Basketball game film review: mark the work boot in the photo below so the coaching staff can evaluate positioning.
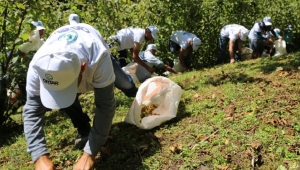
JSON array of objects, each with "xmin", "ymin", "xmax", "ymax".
[
  {"xmin": 75, "ymin": 123, "xmax": 91, "ymax": 149},
  {"xmin": 34, "ymin": 155, "xmax": 55, "ymax": 170}
]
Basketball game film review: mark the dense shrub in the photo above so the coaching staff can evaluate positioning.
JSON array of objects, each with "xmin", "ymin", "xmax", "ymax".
[{"xmin": 0, "ymin": 0, "xmax": 299, "ymax": 126}]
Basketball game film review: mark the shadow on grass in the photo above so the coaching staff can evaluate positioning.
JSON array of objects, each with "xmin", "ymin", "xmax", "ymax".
[
  {"xmin": 203, "ymin": 72, "xmax": 266, "ymax": 86},
  {"xmin": 237, "ymin": 54, "xmax": 300, "ymax": 74},
  {"xmin": 0, "ymin": 109, "xmax": 75, "ymax": 146},
  {"xmin": 256, "ymin": 56, "xmax": 300, "ymax": 74},
  {"xmin": 95, "ymin": 101, "xmax": 190, "ymax": 170},
  {"xmin": 0, "ymin": 121, "xmax": 23, "ymax": 148}
]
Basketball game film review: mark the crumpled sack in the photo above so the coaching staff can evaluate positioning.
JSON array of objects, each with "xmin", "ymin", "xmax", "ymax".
[
  {"xmin": 172, "ymin": 58, "xmax": 183, "ymax": 72},
  {"xmin": 122, "ymin": 62, "xmax": 140, "ymax": 84},
  {"xmin": 274, "ymin": 39, "xmax": 287, "ymax": 56},
  {"xmin": 241, "ymin": 47, "xmax": 253, "ymax": 60},
  {"xmin": 125, "ymin": 76, "xmax": 183, "ymax": 129}
]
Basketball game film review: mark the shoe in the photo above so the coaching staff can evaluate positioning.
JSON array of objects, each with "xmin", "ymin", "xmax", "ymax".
[
  {"xmin": 75, "ymin": 134, "xmax": 89, "ymax": 149},
  {"xmin": 74, "ymin": 123, "xmax": 91, "ymax": 149},
  {"xmin": 34, "ymin": 155, "xmax": 55, "ymax": 170},
  {"xmin": 73, "ymin": 152, "xmax": 95, "ymax": 170}
]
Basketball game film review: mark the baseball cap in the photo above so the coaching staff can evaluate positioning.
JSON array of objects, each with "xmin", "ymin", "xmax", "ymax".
[
  {"xmin": 147, "ymin": 26, "xmax": 159, "ymax": 40},
  {"xmin": 146, "ymin": 44, "xmax": 157, "ymax": 51},
  {"xmin": 33, "ymin": 51, "xmax": 81, "ymax": 109},
  {"xmin": 263, "ymin": 16, "xmax": 272, "ymax": 23},
  {"xmin": 274, "ymin": 28, "xmax": 280, "ymax": 34},
  {"xmin": 240, "ymin": 28, "xmax": 249, "ymax": 41},
  {"xmin": 264, "ymin": 21, "xmax": 272, "ymax": 26},
  {"xmin": 69, "ymin": 14, "xmax": 80, "ymax": 25},
  {"xmin": 32, "ymin": 21, "xmax": 45, "ymax": 31},
  {"xmin": 192, "ymin": 37, "xmax": 201, "ymax": 51}
]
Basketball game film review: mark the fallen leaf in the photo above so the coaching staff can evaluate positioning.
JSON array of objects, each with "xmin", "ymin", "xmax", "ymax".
[
  {"xmin": 251, "ymin": 142, "xmax": 262, "ymax": 151},
  {"xmin": 225, "ymin": 104, "xmax": 236, "ymax": 116},
  {"xmin": 224, "ymin": 139, "xmax": 230, "ymax": 145},
  {"xmin": 169, "ymin": 144, "xmax": 182, "ymax": 153},
  {"xmin": 217, "ymin": 165, "xmax": 229, "ymax": 170},
  {"xmin": 225, "ymin": 117, "xmax": 233, "ymax": 121},
  {"xmin": 65, "ymin": 160, "xmax": 72, "ymax": 166}
]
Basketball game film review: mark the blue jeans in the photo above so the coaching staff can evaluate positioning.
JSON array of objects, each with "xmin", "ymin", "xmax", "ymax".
[
  {"xmin": 111, "ymin": 56, "xmax": 138, "ymax": 97},
  {"xmin": 217, "ymin": 36, "xmax": 240, "ymax": 64},
  {"xmin": 249, "ymin": 38, "xmax": 264, "ymax": 58},
  {"xmin": 169, "ymin": 40, "xmax": 192, "ymax": 69}
]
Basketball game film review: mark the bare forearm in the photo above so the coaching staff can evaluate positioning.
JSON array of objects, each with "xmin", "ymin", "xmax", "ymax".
[
  {"xmin": 132, "ymin": 52, "xmax": 151, "ymax": 70},
  {"xmin": 164, "ymin": 64, "xmax": 177, "ymax": 74},
  {"xmin": 178, "ymin": 51, "xmax": 186, "ymax": 68}
]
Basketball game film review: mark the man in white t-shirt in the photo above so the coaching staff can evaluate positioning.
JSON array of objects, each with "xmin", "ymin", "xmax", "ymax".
[
  {"xmin": 69, "ymin": 13, "xmax": 80, "ymax": 25},
  {"xmin": 19, "ymin": 21, "xmax": 46, "ymax": 55},
  {"xmin": 23, "ymin": 23, "xmax": 115, "ymax": 170},
  {"xmin": 135, "ymin": 44, "xmax": 177, "ymax": 83},
  {"xmin": 169, "ymin": 31, "xmax": 201, "ymax": 72},
  {"xmin": 216, "ymin": 24, "xmax": 249, "ymax": 64},
  {"xmin": 248, "ymin": 19, "xmax": 272, "ymax": 59},
  {"xmin": 261, "ymin": 16, "xmax": 283, "ymax": 56},
  {"xmin": 108, "ymin": 26, "xmax": 159, "ymax": 72},
  {"xmin": 61, "ymin": 15, "xmax": 138, "ymax": 151},
  {"xmin": 7, "ymin": 21, "xmax": 46, "ymax": 104}
]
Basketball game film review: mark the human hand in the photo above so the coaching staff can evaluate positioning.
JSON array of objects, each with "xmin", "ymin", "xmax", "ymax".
[
  {"xmin": 35, "ymin": 155, "xmax": 55, "ymax": 170},
  {"xmin": 230, "ymin": 59, "xmax": 235, "ymax": 64},
  {"xmin": 73, "ymin": 152, "xmax": 95, "ymax": 170},
  {"xmin": 7, "ymin": 89, "xmax": 21, "ymax": 104}
]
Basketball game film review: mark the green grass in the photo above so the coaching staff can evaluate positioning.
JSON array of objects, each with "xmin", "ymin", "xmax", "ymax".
[{"xmin": 1, "ymin": 53, "xmax": 300, "ymax": 169}]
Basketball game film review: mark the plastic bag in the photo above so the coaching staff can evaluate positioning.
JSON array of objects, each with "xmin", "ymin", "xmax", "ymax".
[
  {"xmin": 241, "ymin": 47, "xmax": 253, "ymax": 60},
  {"xmin": 274, "ymin": 39, "xmax": 287, "ymax": 56},
  {"xmin": 122, "ymin": 62, "xmax": 140, "ymax": 84},
  {"xmin": 172, "ymin": 58, "xmax": 183, "ymax": 72},
  {"xmin": 125, "ymin": 76, "xmax": 183, "ymax": 129}
]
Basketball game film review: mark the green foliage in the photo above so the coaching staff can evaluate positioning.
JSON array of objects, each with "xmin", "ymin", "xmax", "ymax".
[{"xmin": 1, "ymin": 0, "xmax": 300, "ymax": 127}]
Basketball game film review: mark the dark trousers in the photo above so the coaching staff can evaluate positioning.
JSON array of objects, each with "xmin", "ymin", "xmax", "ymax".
[
  {"xmin": 169, "ymin": 40, "xmax": 192, "ymax": 68},
  {"xmin": 62, "ymin": 94, "xmax": 91, "ymax": 136},
  {"xmin": 217, "ymin": 36, "xmax": 240, "ymax": 64},
  {"xmin": 64, "ymin": 56, "xmax": 138, "ymax": 136},
  {"xmin": 118, "ymin": 49, "xmax": 128, "ymax": 68}
]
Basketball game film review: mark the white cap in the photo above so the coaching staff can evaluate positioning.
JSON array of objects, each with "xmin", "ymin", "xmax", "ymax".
[
  {"xmin": 33, "ymin": 50, "xmax": 81, "ymax": 109},
  {"xmin": 146, "ymin": 44, "xmax": 157, "ymax": 51},
  {"xmin": 263, "ymin": 16, "xmax": 272, "ymax": 23},
  {"xmin": 274, "ymin": 28, "xmax": 280, "ymax": 34},
  {"xmin": 32, "ymin": 21, "xmax": 45, "ymax": 31},
  {"xmin": 264, "ymin": 21, "xmax": 272, "ymax": 26},
  {"xmin": 69, "ymin": 14, "xmax": 80, "ymax": 25},
  {"xmin": 240, "ymin": 28, "xmax": 249, "ymax": 41},
  {"xmin": 192, "ymin": 37, "xmax": 201, "ymax": 51},
  {"xmin": 147, "ymin": 26, "xmax": 159, "ymax": 40}
]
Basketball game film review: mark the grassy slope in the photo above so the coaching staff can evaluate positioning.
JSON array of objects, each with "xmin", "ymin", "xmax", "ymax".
[{"xmin": 1, "ymin": 53, "xmax": 300, "ymax": 170}]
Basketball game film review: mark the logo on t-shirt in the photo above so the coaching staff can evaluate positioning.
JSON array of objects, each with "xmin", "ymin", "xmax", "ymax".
[{"xmin": 58, "ymin": 30, "xmax": 78, "ymax": 43}]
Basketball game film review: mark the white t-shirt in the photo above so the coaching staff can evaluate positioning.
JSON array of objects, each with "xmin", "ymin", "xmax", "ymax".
[
  {"xmin": 248, "ymin": 22, "xmax": 263, "ymax": 40},
  {"xmin": 170, "ymin": 31, "xmax": 196, "ymax": 50},
  {"xmin": 116, "ymin": 28, "xmax": 146, "ymax": 51},
  {"xmin": 19, "ymin": 30, "xmax": 44, "ymax": 53},
  {"xmin": 26, "ymin": 23, "xmax": 115, "ymax": 95},
  {"xmin": 262, "ymin": 31, "xmax": 272, "ymax": 39},
  {"xmin": 135, "ymin": 51, "xmax": 164, "ymax": 83},
  {"xmin": 220, "ymin": 24, "xmax": 246, "ymax": 41}
]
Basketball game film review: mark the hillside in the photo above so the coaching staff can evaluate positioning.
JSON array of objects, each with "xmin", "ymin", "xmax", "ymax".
[{"xmin": 1, "ymin": 53, "xmax": 300, "ymax": 169}]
